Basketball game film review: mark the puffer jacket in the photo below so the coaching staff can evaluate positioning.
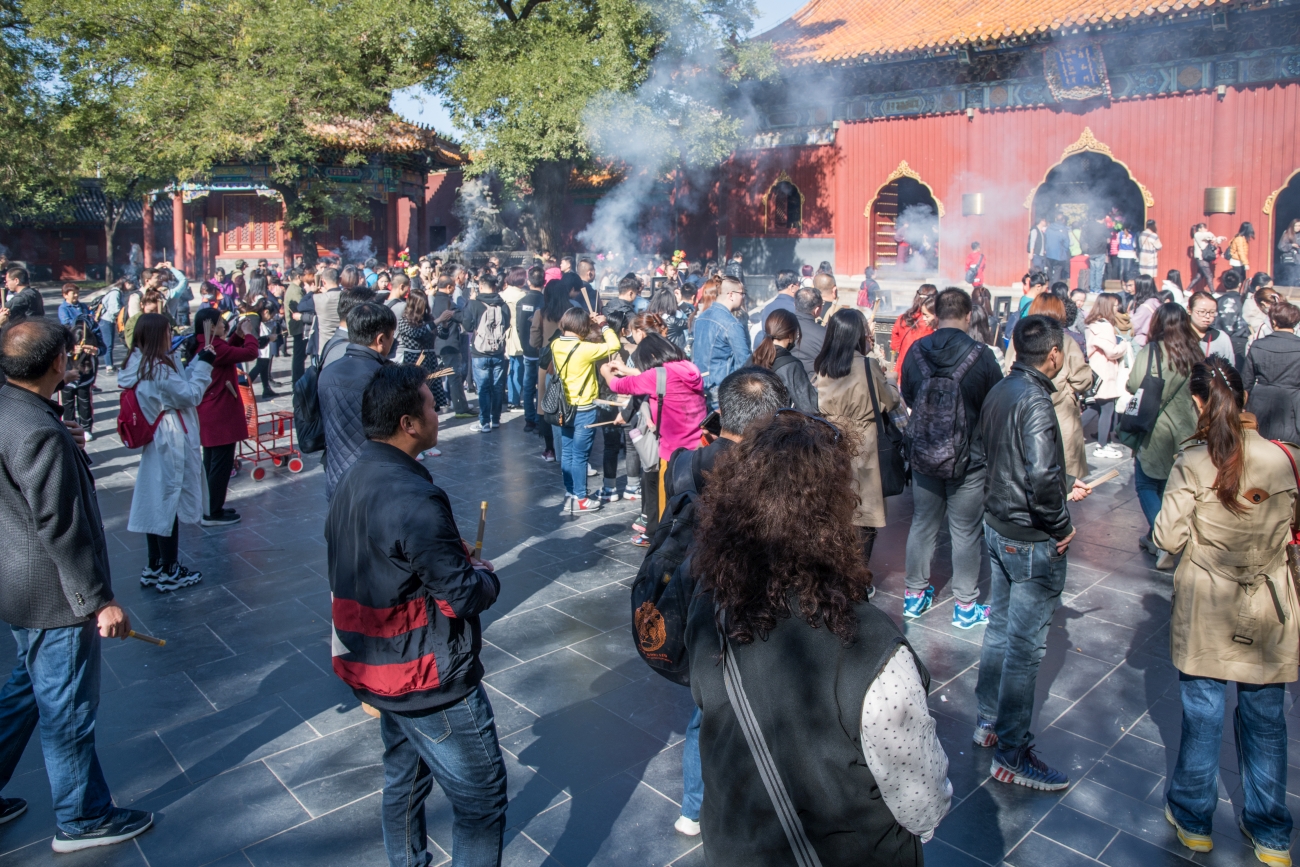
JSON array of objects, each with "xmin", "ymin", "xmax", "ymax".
[
  {"xmin": 980, "ymin": 362, "xmax": 1073, "ymax": 542},
  {"xmin": 318, "ymin": 344, "xmax": 389, "ymax": 498}
]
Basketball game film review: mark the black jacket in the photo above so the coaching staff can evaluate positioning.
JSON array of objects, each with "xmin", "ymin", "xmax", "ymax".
[
  {"xmin": 1080, "ymin": 221, "xmax": 1111, "ymax": 257},
  {"xmin": 462, "ymin": 292, "xmax": 511, "ymax": 358},
  {"xmin": 773, "ymin": 346, "xmax": 819, "ymax": 414},
  {"xmin": 0, "ymin": 385, "xmax": 113, "ymax": 628},
  {"xmin": 791, "ymin": 311, "xmax": 826, "ymax": 379},
  {"xmin": 6, "ymin": 286, "xmax": 45, "ymax": 324},
  {"xmin": 515, "ymin": 289, "xmax": 543, "ymax": 359},
  {"xmin": 318, "ymin": 344, "xmax": 389, "ymax": 498},
  {"xmin": 981, "ymin": 362, "xmax": 1073, "ymax": 541},
  {"xmin": 899, "ymin": 328, "xmax": 1003, "ymax": 476},
  {"xmin": 429, "ymin": 292, "xmax": 464, "ymax": 357},
  {"xmin": 1244, "ymin": 331, "xmax": 1300, "ymax": 444},
  {"xmin": 327, "ymin": 441, "xmax": 499, "ymax": 712}
]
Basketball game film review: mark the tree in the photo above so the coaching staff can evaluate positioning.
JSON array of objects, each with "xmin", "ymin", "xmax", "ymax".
[{"xmin": 413, "ymin": 0, "xmax": 772, "ymax": 251}]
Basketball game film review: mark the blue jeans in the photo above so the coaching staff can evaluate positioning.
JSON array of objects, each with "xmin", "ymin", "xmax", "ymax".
[
  {"xmin": 975, "ymin": 524, "xmax": 1068, "ymax": 751},
  {"xmin": 520, "ymin": 358, "xmax": 539, "ymax": 424},
  {"xmin": 507, "ymin": 357, "xmax": 525, "ymax": 406},
  {"xmin": 1134, "ymin": 460, "xmax": 1167, "ymax": 533},
  {"xmin": 560, "ymin": 407, "xmax": 598, "ymax": 500},
  {"xmin": 1167, "ymin": 675, "xmax": 1292, "ymax": 850},
  {"xmin": 380, "ymin": 685, "xmax": 508, "ymax": 867},
  {"xmin": 471, "ymin": 356, "xmax": 507, "ymax": 427},
  {"xmin": 682, "ymin": 706, "xmax": 703, "ymax": 821},
  {"xmin": 1088, "ymin": 254, "xmax": 1108, "ymax": 295},
  {"xmin": 97, "ymin": 321, "xmax": 116, "ymax": 368},
  {"xmin": 0, "ymin": 623, "xmax": 113, "ymax": 835}
]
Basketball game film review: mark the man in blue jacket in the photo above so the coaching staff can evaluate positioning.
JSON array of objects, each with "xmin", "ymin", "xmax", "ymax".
[
  {"xmin": 327, "ymin": 364, "xmax": 505, "ymax": 867},
  {"xmin": 691, "ymin": 276, "xmax": 750, "ymax": 407},
  {"xmin": 318, "ymin": 302, "xmax": 395, "ymax": 498}
]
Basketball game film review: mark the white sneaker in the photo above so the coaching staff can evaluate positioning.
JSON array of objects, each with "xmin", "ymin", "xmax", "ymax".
[
  {"xmin": 1155, "ymin": 549, "xmax": 1176, "ymax": 571},
  {"xmin": 470, "ymin": 422, "xmax": 491, "ymax": 433},
  {"xmin": 424, "ymin": 447, "xmax": 441, "ymax": 458},
  {"xmin": 140, "ymin": 565, "xmax": 164, "ymax": 587},
  {"xmin": 587, "ymin": 466, "xmax": 599, "ymax": 477},
  {"xmin": 155, "ymin": 564, "xmax": 203, "ymax": 592},
  {"xmin": 674, "ymin": 816, "xmax": 701, "ymax": 836}
]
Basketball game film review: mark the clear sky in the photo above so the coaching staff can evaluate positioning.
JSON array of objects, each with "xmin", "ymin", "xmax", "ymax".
[{"xmin": 390, "ymin": 0, "xmax": 808, "ymax": 136}]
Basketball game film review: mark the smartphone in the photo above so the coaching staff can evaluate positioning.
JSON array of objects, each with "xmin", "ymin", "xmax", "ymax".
[{"xmin": 699, "ymin": 410, "xmax": 721, "ymax": 437}]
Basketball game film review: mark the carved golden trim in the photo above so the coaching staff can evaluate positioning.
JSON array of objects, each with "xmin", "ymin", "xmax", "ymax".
[
  {"xmin": 1061, "ymin": 127, "xmax": 1112, "ymax": 160},
  {"xmin": 1025, "ymin": 127, "xmax": 1154, "ymax": 211},
  {"xmin": 1265, "ymin": 167, "xmax": 1300, "ymax": 275},
  {"xmin": 864, "ymin": 161, "xmax": 946, "ymax": 219}
]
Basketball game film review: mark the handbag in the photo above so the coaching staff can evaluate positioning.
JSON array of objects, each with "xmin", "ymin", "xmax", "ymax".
[
  {"xmin": 964, "ymin": 253, "xmax": 984, "ymax": 284},
  {"xmin": 540, "ymin": 343, "xmax": 576, "ymax": 428},
  {"xmin": 1118, "ymin": 344, "xmax": 1165, "ymax": 436},
  {"xmin": 630, "ymin": 367, "xmax": 666, "ymax": 466},
  {"xmin": 864, "ymin": 358, "xmax": 908, "ymax": 497},
  {"xmin": 1078, "ymin": 368, "xmax": 1102, "ymax": 408}
]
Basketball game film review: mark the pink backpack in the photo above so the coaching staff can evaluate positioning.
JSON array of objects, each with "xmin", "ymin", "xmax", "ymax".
[{"xmin": 117, "ymin": 387, "xmax": 163, "ymax": 449}]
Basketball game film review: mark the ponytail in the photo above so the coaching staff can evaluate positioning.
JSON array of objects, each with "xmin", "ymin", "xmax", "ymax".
[
  {"xmin": 1188, "ymin": 356, "xmax": 1248, "ymax": 514},
  {"xmin": 751, "ymin": 335, "xmax": 777, "ymax": 369},
  {"xmin": 750, "ymin": 308, "xmax": 800, "ymax": 371}
]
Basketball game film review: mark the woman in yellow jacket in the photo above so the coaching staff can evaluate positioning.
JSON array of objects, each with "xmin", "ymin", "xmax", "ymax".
[
  {"xmin": 1153, "ymin": 355, "xmax": 1299, "ymax": 866},
  {"xmin": 550, "ymin": 307, "xmax": 620, "ymax": 513}
]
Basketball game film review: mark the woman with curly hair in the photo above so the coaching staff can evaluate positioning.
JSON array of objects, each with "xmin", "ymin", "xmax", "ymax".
[{"xmin": 685, "ymin": 410, "xmax": 951, "ymax": 865}]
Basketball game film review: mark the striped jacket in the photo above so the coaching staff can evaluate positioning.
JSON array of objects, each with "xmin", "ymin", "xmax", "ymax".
[{"xmin": 326, "ymin": 440, "xmax": 500, "ymax": 712}]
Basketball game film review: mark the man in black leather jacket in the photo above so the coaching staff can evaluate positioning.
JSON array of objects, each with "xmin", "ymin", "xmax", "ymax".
[{"xmin": 973, "ymin": 314, "xmax": 1090, "ymax": 794}]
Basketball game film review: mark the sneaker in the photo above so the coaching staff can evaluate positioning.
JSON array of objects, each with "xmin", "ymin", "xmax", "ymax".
[
  {"xmin": 624, "ymin": 487, "xmax": 642, "ymax": 501},
  {"xmin": 973, "ymin": 718, "xmax": 998, "ymax": 748},
  {"xmin": 599, "ymin": 487, "xmax": 621, "ymax": 502},
  {"xmin": 155, "ymin": 564, "xmax": 203, "ymax": 593},
  {"xmin": 220, "ymin": 508, "xmax": 240, "ymax": 520},
  {"xmin": 573, "ymin": 497, "xmax": 602, "ymax": 513},
  {"xmin": 1155, "ymin": 549, "xmax": 1176, "ymax": 571},
  {"xmin": 506, "ymin": 404, "xmax": 523, "ymax": 412},
  {"xmin": 990, "ymin": 743, "xmax": 1069, "ymax": 791},
  {"xmin": 903, "ymin": 586, "xmax": 935, "ymax": 618},
  {"xmin": 0, "ymin": 797, "xmax": 27, "ymax": 825},
  {"xmin": 140, "ymin": 564, "xmax": 164, "ymax": 587},
  {"xmin": 1164, "ymin": 804, "xmax": 1213, "ymax": 853},
  {"xmin": 674, "ymin": 815, "xmax": 701, "ymax": 836},
  {"xmin": 470, "ymin": 422, "xmax": 492, "ymax": 433},
  {"xmin": 631, "ymin": 533, "xmax": 651, "ymax": 547},
  {"xmin": 524, "ymin": 421, "xmax": 537, "ymax": 434},
  {"xmin": 587, "ymin": 466, "xmax": 599, "ymax": 477},
  {"xmin": 953, "ymin": 601, "xmax": 991, "ymax": 629},
  {"xmin": 867, "ymin": 584, "xmax": 876, "ymax": 600},
  {"xmin": 542, "ymin": 449, "xmax": 556, "ymax": 462},
  {"xmin": 423, "ymin": 447, "xmax": 441, "ymax": 458},
  {"xmin": 491, "ymin": 421, "xmax": 500, "ymax": 429},
  {"xmin": 1138, "ymin": 534, "xmax": 1159, "ymax": 556},
  {"xmin": 632, "ymin": 515, "xmax": 648, "ymax": 534},
  {"xmin": 200, "ymin": 511, "xmax": 241, "ymax": 527},
  {"xmin": 51, "ymin": 808, "xmax": 153, "ymax": 853},
  {"xmin": 454, "ymin": 412, "xmax": 476, "ymax": 419},
  {"xmin": 1239, "ymin": 817, "xmax": 1291, "ymax": 866}
]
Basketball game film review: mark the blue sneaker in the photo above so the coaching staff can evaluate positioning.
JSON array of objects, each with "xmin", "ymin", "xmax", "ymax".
[
  {"xmin": 952, "ymin": 601, "xmax": 990, "ymax": 629},
  {"xmin": 973, "ymin": 718, "xmax": 998, "ymax": 748},
  {"xmin": 991, "ymin": 743, "xmax": 1069, "ymax": 791},
  {"xmin": 903, "ymin": 586, "xmax": 934, "ymax": 618}
]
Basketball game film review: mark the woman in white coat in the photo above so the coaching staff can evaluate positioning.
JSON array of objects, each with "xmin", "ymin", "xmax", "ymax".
[
  {"xmin": 1085, "ymin": 293, "xmax": 1128, "ymax": 460},
  {"xmin": 118, "ymin": 314, "xmax": 214, "ymax": 592}
]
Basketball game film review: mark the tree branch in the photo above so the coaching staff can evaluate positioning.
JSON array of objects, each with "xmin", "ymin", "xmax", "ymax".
[
  {"xmin": 515, "ymin": 0, "xmax": 550, "ymax": 20},
  {"xmin": 494, "ymin": 0, "xmax": 517, "ymax": 22}
]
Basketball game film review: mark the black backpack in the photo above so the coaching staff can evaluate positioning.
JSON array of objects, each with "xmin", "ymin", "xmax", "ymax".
[
  {"xmin": 293, "ymin": 357, "xmax": 326, "ymax": 454},
  {"xmin": 630, "ymin": 447, "xmax": 704, "ymax": 686},
  {"xmin": 905, "ymin": 342, "xmax": 983, "ymax": 480},
  {"xmin": 1214, "ymin": 294, "xmax": 1251, "ymax": 368}
]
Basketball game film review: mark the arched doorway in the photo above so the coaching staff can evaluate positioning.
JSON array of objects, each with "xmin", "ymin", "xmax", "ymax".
[
  {"xmin": 763, "ymin": 173, "xmax": 803, "ymax": 234},
  {"xmin": 1265, "ymin": 170, "xmax": 1300, "ymax": 285},
  {"xmin": 868, "ymin": 162, "xmax": 943, "ymax": 273}
]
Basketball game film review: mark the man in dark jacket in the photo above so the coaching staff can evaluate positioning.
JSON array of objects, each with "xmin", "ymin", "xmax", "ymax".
[
  {"xmin": 790, "ymin": 287, "xmax": 825, "ymax": 379},
  {"xmin": 0, "ymin": 319, "xmax": 154, "ymax": 852},
  {"xmin": 3, "ymin": 267, "xmax": 44, "ymax": 324},
  {"xmin": 974, "ymin": 314, "xmax": 1090, "ymax": 793},
  {"xmin": 327, "ymin": 364, "xmax": 505, "ymax": 867},
  {"xmin": 516, "ymin": 266, "xmax": 545, "ymax": 432},
  {"xmin": 1081, "ymin": 214, "xmax": 1112, "ymax": 295},
  {"xmin": 899, "ymin": 288, "xmax": 1002, "ymax": 627},
  {"xmin": 462, "ymin": 273, "xmax": 511, "ymax": 432},
  {"xmin": 429, "ymin": 276, "xmax": 473, "ymax": 417},
  {"xmin": 318, "ymin": 302, "xmax": 395, "ymax": 498},
  {"xmin": 602, "ymin": 273, "xmax": 642, "ymax": 320}
]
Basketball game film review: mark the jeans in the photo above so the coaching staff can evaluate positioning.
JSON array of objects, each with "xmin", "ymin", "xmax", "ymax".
[
  {"xmin": 560, "ymin": 408, "xmax": 598, "ymax": 499},
  {"xmin": 97, "ymin": 321, "xmax": 116, "ymax": 368},
  {"xmin": 520, "ymin": 357, "xmax": 539, "ymax": 425},
  {"xmin": 682, "ymin": 706, "xmax": 703, "ymax": 821},
  {"xmin": 905, "ymin": 469, "xmax": 986, "ymax": 605},
  {"xmin": 380, "ymin": 685, "xmax": 508, "ymax": 867},
  {"xmin": 975, "ymin": 524, "xmax": 1068, "ymax": 751},
  {"xmin": 1088, "ymin": 254, "xmax": 1108, "ymax": 295},
  {"xmin": 472, "ymin": 356, "xmax": 507, "ymax": 426},
  {"xmin": 204, "ymin": 443, "xmax": 237, "ymax": 516},
  {"xmin": 442, "ymin": 352, "xmax": 471, "ymax": 414},
  {"xmin": 507, "ymin": 356, "xmax": 525, "ymax": 406},
  {"xmin": 1134, "ymin": 460, "xmax": 1167, "ymax": 533},
  {"xmin": 61, "ymin": 383, "xmax": 94, "ymax": 430},
  {"xmin": 1168, "ymin": 676, "xmax": 1292, "ymax": 850},
  {"xmin": 0, "ymin": 623, "xmax": 113, "ymax": 835}
]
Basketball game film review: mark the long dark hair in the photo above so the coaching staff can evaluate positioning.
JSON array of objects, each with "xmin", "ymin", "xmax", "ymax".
[
  {"xmin": 630, "ymin": 332, "xmax": 685, "ymax": 370},
  {"xmin": 646, "ymin": 289, "xmax": 680, "ymax": 319},
  {"xmin": 1149, "ymin": 303, "xmax": 1200, "ymax": 376},
  {"xmin": 693, "ymin": 411, "xmax": 870, "ymax": 644},
  {"xmin": 1133, "ymin": 274, "xmax": 1158, "ymax": 306},
  {"xmin": 751, "ymin": 308, "xmax": 801, "ymax": 369},
  {"xmin": 541, "ymin": 279, "xmax": 572, "ymax": 324},
  {"xmin": 901, "ymin": 284, "xmax": 937, "ymax": 328},
  {"xmin": 814, "ymin": 308, "xmax": 868, "ymax": 379},
  {"xmin": 130, "ymin": 313, "xmax": 177, "ymax": 380},
  {"xmin": 1237, "ymin": 222, "xmax": 1256, "ymax": 241},
  {"xmin": 1188, "ymin": 357, "xmax": 1248, "ymax": 514},
  {"xmin": 1165, "ymin": 269, "xmax": 1183, "ymax": 290}
]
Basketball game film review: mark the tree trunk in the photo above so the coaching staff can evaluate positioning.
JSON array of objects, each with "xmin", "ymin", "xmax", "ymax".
[
  {"xmin": 279, "ymin": 186, "xmax": 318, "ymax": 268},
  {"xmin": 103, "ymin": 202, "xmax": 118, "ymax": 283},
  {"xmin": 530, "ymin": 160, "xmax": 571, "ymax": 253}
]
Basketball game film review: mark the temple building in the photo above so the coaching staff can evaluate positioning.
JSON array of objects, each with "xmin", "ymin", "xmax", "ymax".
[
  {"xmin": 711, "ymin": 0, "xmax": 1300, "ymax": 288},
  {"xmin": 0, "ymin": 115, "xmax": 464, "ymax": 281}
]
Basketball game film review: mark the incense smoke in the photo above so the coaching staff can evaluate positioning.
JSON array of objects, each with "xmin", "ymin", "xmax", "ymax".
[{"xmin": 340, "ymin": 236, "xmax": 376, "ymax": 265}]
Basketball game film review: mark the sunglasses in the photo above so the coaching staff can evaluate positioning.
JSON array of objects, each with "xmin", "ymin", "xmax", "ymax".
[{"xmin": 775, "ymin": 408, "xmax": 842, "ymax": 442}]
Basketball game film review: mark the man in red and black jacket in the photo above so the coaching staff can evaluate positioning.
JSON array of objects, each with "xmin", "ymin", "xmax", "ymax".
[{"xmin": 326, "ymin": 364, "xmax": 505, "ymax": 865}]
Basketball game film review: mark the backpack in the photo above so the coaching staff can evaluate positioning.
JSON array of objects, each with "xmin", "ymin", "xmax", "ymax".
[
  {"xmin": 293, "ymin": 357, "xmax": 326, "ymax": 454},
  {"xmin": 1202, "ymin": 239, "xmax": 1219, "ymax": 262},
  {"xmin": 905, "ymin": 342, "xmax": 983, "ymax": 480},
  {"xmin": 117, "ymin": 387, "xmax": 165, "ymax": 448},
  {"xmin": 630, "ymin": 447, "xmax": 704, "ymax": 685},
  {"xmin": 964, "ymin": 255, "xmax": 984, "ymax": 285},
  {"xmin": 471, "ymin": 303, "xmax": 507, "ymax": 354},
  {"xmin": 1214, "ymin": 294, "xmax": 1250, "ymax": 366}
]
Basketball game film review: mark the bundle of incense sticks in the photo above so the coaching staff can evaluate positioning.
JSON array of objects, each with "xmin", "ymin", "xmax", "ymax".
[
  {"xmin": 1083, "ymin": 468, "xmax": 1121, "ymax": 489},
  {"xmin": 428, "ymin": 368, "xmax": 457, "ymax": 380},
  {"xmin": 474, "ymin": 501, "xmax": 488, "ymax": 558}
]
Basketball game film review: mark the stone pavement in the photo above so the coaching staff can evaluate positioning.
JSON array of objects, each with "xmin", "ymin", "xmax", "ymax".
[{"xmin": 0, "ymin": 354, "xmax": 1297, "ymax": 867}]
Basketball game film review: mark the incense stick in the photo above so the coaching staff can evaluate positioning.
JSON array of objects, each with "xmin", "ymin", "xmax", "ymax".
[
  {"xmin": 427, "ymin": 368, "xmax": 456, "ymax": 380},
  {"xmin": 474, "ymin": 501, "xmax": 488, "ymax": 559},
  {"xmin": 1083, "ymin": 468, "xmax": 1121, "ymax": 489},
  {"xmin": 584, "ymin": 420, "xmax": 620, "ymax": 428},
  {"xmin": 128, "ymin": 630, "xmax": 166, "ymax": 646}
]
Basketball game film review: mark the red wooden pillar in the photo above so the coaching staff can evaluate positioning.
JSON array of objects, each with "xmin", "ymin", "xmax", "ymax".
[
  {"xmin": 141, "ymin": 195, "xmax": 155, "ymax": 266},
  {"xmin": 386, "ymin": 194, "xmax": 400, "ymax": 265},
  {"xmin": 172, "ymin": 192, "xmax": 186, "ymax": 273},
  {"xmin": 416, "ymin": 184, "xmax": 428, "ymax": 259}
]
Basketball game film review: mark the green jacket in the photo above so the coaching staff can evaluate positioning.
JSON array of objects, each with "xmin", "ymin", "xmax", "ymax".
[
  {"xmin": 285, "ymin": 281, "xmax": 305, "ymax": 337},
  {"xmin": 1125, "ymin": 342, "xmax": 1198, "ymax": 479}
]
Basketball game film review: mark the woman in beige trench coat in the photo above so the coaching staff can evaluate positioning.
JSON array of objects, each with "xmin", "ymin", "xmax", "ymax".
[
  {"xmin": 1152, "ymin": 356, "xmax": 1299, "ymax": 865},
  {"xmin": 814, "ymin": 308, "xmax": 897, "ymax": 571}
]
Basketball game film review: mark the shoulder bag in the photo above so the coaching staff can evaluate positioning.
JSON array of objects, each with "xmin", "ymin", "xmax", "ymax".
[
  {"xmin": 540, "ymin": 342, "xmax": 577, "ymax": 428},
  {"xmin": 1118, "ymin": 344, "xmax": 1164, "ymax": 436},
  {"xmin": 630, "ymin": 367, "xmax": 667, "ymax": 467},
  {"xmin": 864, "ymin": 358, "xmax": 908, "ymax": 496}
]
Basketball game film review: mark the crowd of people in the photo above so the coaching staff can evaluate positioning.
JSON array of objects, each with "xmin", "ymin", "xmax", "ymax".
[{"xmin": 0, "ymin": 233, "xmax": 1298, "ymax": 867}]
